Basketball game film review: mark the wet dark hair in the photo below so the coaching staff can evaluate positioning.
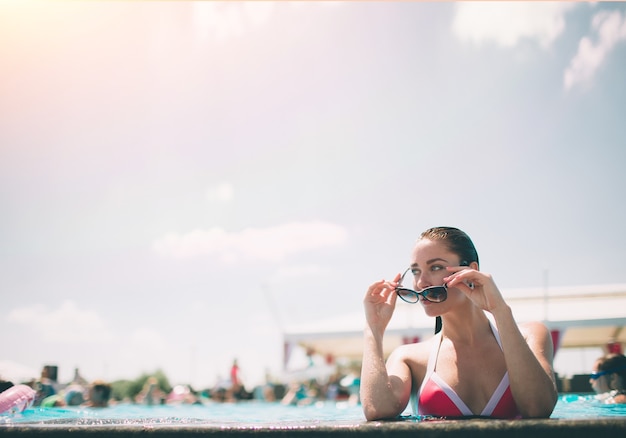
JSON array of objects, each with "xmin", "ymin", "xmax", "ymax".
[
  {"xmin": 0, "ymin": 380, "xmax": 14, "ymax": 394},
  {"xmin": 418, "ymin": 227, "xmax": 479, "ymax": 334},
  {"xmin": 419, "ymin": 226, "xmax": 479, "ymax": 267}
]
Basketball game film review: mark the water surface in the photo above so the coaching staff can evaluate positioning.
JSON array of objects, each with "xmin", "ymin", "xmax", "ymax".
[{"xmin": 2, "ymin": 395, "xmax": 624, "ymax": 427}]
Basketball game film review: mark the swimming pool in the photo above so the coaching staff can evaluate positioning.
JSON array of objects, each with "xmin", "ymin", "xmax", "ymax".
[{"xmin": 2, "ymin": 395, "xmax": 625, "ymax": 437}]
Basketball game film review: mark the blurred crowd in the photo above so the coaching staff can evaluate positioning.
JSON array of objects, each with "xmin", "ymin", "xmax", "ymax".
[
  {"xmin": 2, "ymin": 366, "xmax": 114, "ymax": 408},
  {"xmin": 2, "ymin": 352, "xmax": 625, "ymax": 409},
  {"xmin": 0, "ymin": 359, "xmax": 362, "ymax": 408}
]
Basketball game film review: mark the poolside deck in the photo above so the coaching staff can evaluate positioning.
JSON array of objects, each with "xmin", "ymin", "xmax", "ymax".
[{"xmin": 3, "ymin": 418, "xmax": 626, "ymax": 438}]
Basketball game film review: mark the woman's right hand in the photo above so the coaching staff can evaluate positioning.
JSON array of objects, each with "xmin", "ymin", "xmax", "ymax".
[{"xmin": 363, "ymin": 273, "xmax": 401, "ymax": 335}]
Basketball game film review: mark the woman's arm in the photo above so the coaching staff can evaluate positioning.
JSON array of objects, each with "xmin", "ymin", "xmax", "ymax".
[
  {"xmin": 360, "ymin": 277, "xmax": 413, "ymax": 420},
  {"xmin": 360, "ymin": 328, "xmax": 413, "ymax": 420},
  {"xmin": 491, "ymin": 308, "xmax": 558, "ymax": 418},
  {"xmin": 445, "ymin": 268, "xmax": 557, "ymax": 418}
]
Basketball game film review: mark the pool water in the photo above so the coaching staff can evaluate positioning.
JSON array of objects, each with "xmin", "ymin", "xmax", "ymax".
[
  {"xmin": 1, "ymin": 395, "xmax": 625, "ymax": 426},
  {"xmin": 553, "ymin": 394, "xmax": 626, "ymax": 418},
  {"xmin": 2, "ymin": 400, "xmax": 363, "ymax": 427}
]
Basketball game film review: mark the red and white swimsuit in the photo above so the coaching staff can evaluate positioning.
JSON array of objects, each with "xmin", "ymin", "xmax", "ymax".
[{"xmin": 416, "ymin": 321, "xmax": 521, "ymax": 419}]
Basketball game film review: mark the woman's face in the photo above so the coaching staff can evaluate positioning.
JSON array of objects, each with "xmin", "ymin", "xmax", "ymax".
[{"xmin": 410, "ymin": 238, "xmax": 466, "ymax": 314}]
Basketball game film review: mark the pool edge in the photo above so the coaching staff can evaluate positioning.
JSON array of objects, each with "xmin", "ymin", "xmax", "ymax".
[{"xmin": 2, "ymin": 418, "xmax": 626, "ymax": 437}]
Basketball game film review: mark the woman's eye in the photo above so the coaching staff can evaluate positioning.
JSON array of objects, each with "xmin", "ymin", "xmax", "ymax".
[{"xmin": 431, "ymin": 265, "xmax": 443, "ymax": 271}]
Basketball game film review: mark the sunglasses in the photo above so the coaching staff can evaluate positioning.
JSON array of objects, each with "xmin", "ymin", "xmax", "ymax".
[
  {"xmin": 395, "ymin": 267, "xmax": 448, "ymax": 303},
  {"xmin": 395, "ymin": 261, "xmax": 471, "ymax": 304},
  {"xmin": 590, "ymin": 365, "xmax": 626, "ymax": 380}
]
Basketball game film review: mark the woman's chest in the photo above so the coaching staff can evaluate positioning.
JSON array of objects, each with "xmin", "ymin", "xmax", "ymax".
[{"xmin": 434, "ymin": 342, "xmax": 508, "ymax": 412}]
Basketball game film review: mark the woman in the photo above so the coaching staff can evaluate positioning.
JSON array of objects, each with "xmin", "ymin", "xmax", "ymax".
[
  {"xmin": 361, "ymin": 227, "xmax": 557, "ymax": 420},
  {"xmin": 590, "ymin": 353, "xmax": 626, "ymax": 404}
]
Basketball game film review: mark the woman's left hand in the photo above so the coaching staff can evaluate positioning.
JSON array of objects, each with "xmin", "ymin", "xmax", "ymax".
[{"xmin": 443, "ymin": 266, "xmax": 507, "ymax": 313}]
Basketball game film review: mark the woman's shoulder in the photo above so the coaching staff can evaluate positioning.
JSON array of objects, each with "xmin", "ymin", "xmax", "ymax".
[
  {"xmin": 385, "ymin": 337, "xmax": 434, "ymax": 384},
  {"xmin": 516, "ymin": 320, "xmax": 554, "ymax": 351},
  {"xmin": 518, "ymin": 320, "xmax": 550, "ymax": 337},
  {"xmin": 389, "ymin": 335, "xmax": 437, "ymax": 365}
]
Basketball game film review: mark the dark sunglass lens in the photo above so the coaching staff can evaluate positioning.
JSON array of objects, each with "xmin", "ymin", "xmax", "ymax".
[
  {"xmin": 422, "ymin": 286, "xmax": 447, "ymax": 303},
  {"xmin": 397, "ymin": 288, "xmax": 419, "ymax": 303}
]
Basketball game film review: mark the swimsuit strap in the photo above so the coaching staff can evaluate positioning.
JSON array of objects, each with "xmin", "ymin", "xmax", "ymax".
[
  {"xmin": 431, "ymin": 320, "xmax": 499, "ymax": 370},
  {"xmin": 414, "ymin": 318, "xmax": 503, "ymax": 417},
  {"xmin": 489, "ymin": 320, "xmax": 503, "ymax": 351},
  {"xmin": 413, "ymin": 332, "xmax": 443, "ymax": 415},
  {"xmin": 421, "ymin": 322, "xmax": 498, "ymax": 394},
  {"xmin": 427, "ymin": 331, "xmax": 444, "ymax": 374}
]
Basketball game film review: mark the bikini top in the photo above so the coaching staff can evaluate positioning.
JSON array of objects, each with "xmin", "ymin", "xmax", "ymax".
[{"xmin": 415, "ymin": 321, "xmax": 521, "ymax": 419}]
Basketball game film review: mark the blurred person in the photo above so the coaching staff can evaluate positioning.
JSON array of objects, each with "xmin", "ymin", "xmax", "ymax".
[
  {"xmin": 166, "ymin": 384, "xmax": 202, "ymax": 405},
  {"xmin": 136, "ymin": 377, "xmax": 165, "ymax": 405},
  {"xmin": 86, "ymin": 380, "xmax": 111, "ymax": 408},
  {"xmin": 230, "ymin": 359, "xmax": 242, "ymax": 394},
  {"xmin": 590, "ymin": 353, "xmax": 626, "ymax": 404},
  {"xmin": 31, "ymin": 365, "xmax": 59, "ymax": 406},
  {"xmin": 40, "ymin": 394, "xmax": 65, "ymax": 408},
  {"xmin": 280, "ymin": 380, "xmax": 320, "ymax": 406},
  {"xmin": 64, "ymin": 385, "xmax": 86, "ymax": 406}
]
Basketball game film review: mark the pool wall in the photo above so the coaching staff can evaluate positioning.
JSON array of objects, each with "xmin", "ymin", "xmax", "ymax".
[{"xmin": 3, "ymin": 418, "xmax": 626, "ymax": 438}]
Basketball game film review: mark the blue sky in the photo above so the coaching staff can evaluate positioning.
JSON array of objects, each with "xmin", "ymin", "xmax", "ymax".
[{"xmin": 1, "ymin": 1, "xmax": 625, "ymax": 389}]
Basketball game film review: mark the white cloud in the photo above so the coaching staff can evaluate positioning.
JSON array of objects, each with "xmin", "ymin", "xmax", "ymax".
[
  {"xmin": 153, "ymin": 221, "xmax": 348, "ymax": 262},
  {"xmin": 564, "ymin": 9, "xmax": 626, "ymax": 91},
  {"xmin": 7, "ymin": 300, "xmax": 114, "ymax": 343},
  {"xmin": 452, "ymin": 3, "xmax": 575, "ymax": 49},
  {"xmin": 206, "ymin": 182, "xmax": 234, "ymax": 202}
]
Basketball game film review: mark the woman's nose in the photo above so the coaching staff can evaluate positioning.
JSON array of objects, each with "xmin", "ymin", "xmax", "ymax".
[{"xmin": 416, "ymin": 274, "xmax": 434, "ymax": 290}]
